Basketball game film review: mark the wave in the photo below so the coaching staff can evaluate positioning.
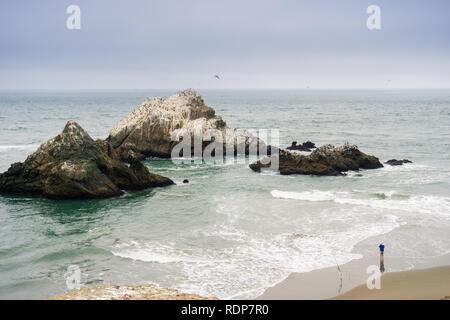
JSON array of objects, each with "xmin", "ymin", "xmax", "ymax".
[
  {"xmin": 334, "ymin": 194, "xmax": 450, "ymax": 216},
  {"xmin": 112, "ymin": 244, "xmax": 201, "ymax": 264},
  {"xmin": 271, "ymin": 189, "xmax": 343, "ymax": 201},
  {"xmin": 271, "ymin": 189, "xmax": 450, "ymax": 216},
  {"xmin": 111, "ymin": 212, "xmax": 401, "ymax": 300}
]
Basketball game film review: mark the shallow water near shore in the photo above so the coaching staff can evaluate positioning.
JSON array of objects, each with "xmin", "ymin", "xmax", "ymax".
[{"xmin": 0, "ymin": 89, "xmax": 449, "ymax": 299}]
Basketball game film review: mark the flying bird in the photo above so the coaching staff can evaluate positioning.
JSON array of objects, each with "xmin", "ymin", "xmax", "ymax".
[{"xmin": 214, "ymin": 74, "xmax": 220, "ymax": 80}]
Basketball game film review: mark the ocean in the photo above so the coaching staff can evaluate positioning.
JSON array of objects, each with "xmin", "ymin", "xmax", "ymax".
[{"xmin": 0, "ymin": 89, "xmax": 449, "ymax": 299}]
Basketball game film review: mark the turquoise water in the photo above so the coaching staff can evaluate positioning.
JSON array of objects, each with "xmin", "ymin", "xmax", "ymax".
[{"xmin": 0, "ymin": 90, "xmax": 449, "ymax": 299}]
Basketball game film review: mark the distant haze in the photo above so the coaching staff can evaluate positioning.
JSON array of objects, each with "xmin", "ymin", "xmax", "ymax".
[{"xmin": 1, "ymin": 0, "xmax": 449, "ymax": 89}]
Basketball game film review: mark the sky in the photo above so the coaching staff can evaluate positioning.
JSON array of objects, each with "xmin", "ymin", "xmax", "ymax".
[{"xmin": 0, "ymin": 0, "xmax": 449, "ymax": 89}]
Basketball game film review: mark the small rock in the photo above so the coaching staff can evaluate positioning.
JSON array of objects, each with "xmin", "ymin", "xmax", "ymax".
[
  {"xmin": 302, "ymin": 141, "xmax": 316, "ymax": 149},
  {"xmin": 385, "ymin": 159, "xmax": 412, "ymax": 166},
  {"xmin": 286, "ymin": 140, "xmax": 316, "ymax": 152},
  {"xmin": 183, "ymin": 179, "xmax": 189, "ymax": 184}
]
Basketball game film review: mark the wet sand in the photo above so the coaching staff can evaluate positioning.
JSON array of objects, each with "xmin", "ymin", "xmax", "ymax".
[
  {"xmin": 257, "ymin": 254, "xmax": 377, "ymax": 300},
  {"xmin": 257, "ymin": 251, "xmax": 450, "ymax": 300},
  {"xmin": 332, "ymin": 266, "xmax": 450, "ymax": 300}
]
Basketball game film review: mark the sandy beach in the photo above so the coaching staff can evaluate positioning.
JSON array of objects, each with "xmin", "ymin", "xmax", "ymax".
[
  {"xmin": 332, "ymin": 266, "xmax": 450, "ymax": 300},
  {"xmin": 258, "ymin": 264, "xmax": 450, "ymax": 300},
  {"xmin": 257, "ymin": 241, "xmax": 450, "ymax": 300}
]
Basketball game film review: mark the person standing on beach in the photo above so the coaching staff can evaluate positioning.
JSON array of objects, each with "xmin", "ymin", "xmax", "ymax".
[{"xmin": 379, "ymin": 243, "xmax": 385, "ymax": 273}]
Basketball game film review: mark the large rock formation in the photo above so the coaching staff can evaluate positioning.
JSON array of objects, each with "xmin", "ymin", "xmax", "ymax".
[
  {"xmin": 250, "ymin": 144, "xmax": 383, "ymax": 176},
  {"xmin": 108, "ymin": 89, "xmax": 264, "ymax": 160},
  {"xmin": 0, "ymin": 121, "xmax": 173, "ymax": 199}
]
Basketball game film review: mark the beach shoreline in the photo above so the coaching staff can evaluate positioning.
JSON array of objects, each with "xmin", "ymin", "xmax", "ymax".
[
  {"xmin": 49, "ymin": 253, "xmax": 450, "ymax": 300},
  {"xmin": 257, "ymin": 249, "xmax": 450, "ymax": 300},
  {"xmin": 48, "ymin": 228, "xmax": 450, "ymax": 300}
]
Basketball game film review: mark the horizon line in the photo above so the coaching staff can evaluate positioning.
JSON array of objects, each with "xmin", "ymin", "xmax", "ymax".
[{"xmin": 1, "ymin": 87, "xmax": 450, "ymax": 91}]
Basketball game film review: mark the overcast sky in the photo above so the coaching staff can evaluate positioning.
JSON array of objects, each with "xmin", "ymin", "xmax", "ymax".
[{"xmin": 1, "ymin": 0, "xmax": 449, "ymax": 89}]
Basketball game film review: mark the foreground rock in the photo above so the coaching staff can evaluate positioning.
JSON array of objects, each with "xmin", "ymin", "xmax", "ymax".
[
  {"xmin": 47, "ymin": 284, "xmax": 217, "ymax": 300},
  {"xmin": 250, "ymin": 144, "xmax": 383, "ymax": 175},
  {"xmin": 108, "ymin": 89, "xmax": 265, "ymax": 160},
  {"xmin": 385, "ymin": 159, "xmax": 412, "ymax": 166},
  {"xmin": 0, "ymin": 121, "xmax": 173, "ymax": 199},
  {"xmin": 286, "ymin": 140, "xmax": 316, "ymax": 152}
]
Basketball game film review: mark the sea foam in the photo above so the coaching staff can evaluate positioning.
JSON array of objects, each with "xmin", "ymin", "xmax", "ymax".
[{"xmin": 271, "ymin": 189, "xmax": 450, "ymax": 216}]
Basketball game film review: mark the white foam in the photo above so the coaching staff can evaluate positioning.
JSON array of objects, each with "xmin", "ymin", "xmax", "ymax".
[
  {"xmin": 271, "ymin": 189, "xmax": 450, "ymax": 217},
  {"xmin": 111, "ymin": 211, "xmax": 401, "ymax": 300},
  {"xmin": 112, "ymin": 243, "xmax": 201, "ymax": 264},
  {"xmin": 334, "ymin": 195, "xmax": 450, "ymax": 216},
  {"xmin": 260, "ymin": 170, "xmax": 279, "ymax": 176},
  {"xmin": 271, "ymin": 189, "xmax": 342, "ymax": 201},
  {"xmin": 111, "ymin": 188, "xmax": 448, "ymax": 300}
]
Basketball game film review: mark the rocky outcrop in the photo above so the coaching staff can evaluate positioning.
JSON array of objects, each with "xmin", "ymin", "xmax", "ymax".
[
  {"xmin": 0, "ymin": 121, "xmax": 173, "ymax": 199},
  {"xmin": 250, "ymin": 144, "xmax": 383, "ymax": 176},
  {"xmin": 108, "ymin": 89, "xmax": 265, "ymax": 160},
  {"xmin": 385, "ymin": 159, "xmax": 412, "ymax": 166},
  {"xmin": 47, "ymin": 284, "xmax": 217, "ymax": 300},
  {"xmin": 286, "ymin": 140, "xmax": 316, "ymax": 152}
]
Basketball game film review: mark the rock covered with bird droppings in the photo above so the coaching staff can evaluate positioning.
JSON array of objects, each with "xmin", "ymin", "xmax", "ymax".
[{"xmin": 108, "ymin": 89, "xmax": 265, "ymax": 160}]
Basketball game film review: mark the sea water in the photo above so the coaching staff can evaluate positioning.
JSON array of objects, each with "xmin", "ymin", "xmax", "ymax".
[{"xmin": 0, "ymin": 89, "xmax": 449, "ymax": 299}]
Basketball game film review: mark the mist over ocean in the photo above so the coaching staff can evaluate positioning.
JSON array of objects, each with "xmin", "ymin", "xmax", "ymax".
[{"xmin": 0, "ymin": 89, "xmax": 449, "ymax": 299}]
